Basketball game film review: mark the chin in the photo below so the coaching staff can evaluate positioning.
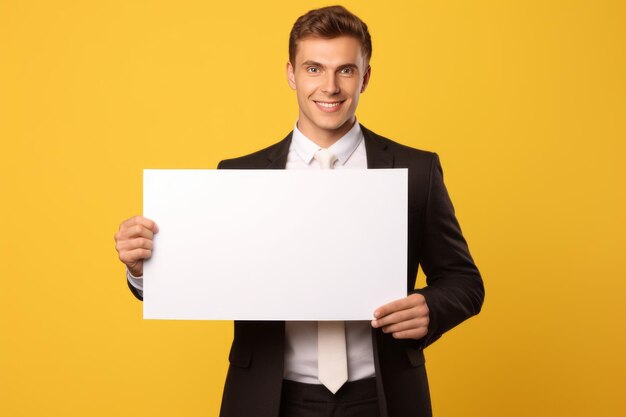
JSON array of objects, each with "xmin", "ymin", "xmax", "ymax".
[
  {"xmin": 317, "ymin": 123, "xmax": 347, "ymax": 133},
  {"xmin": 317, "ymin": 116, "xmax": 349, "ymax": 129}
]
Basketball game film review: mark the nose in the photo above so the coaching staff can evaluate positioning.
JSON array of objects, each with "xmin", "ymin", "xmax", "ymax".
[{"xmin": 321, "ymin": 73, "xmax": 340, "ymax": 95}]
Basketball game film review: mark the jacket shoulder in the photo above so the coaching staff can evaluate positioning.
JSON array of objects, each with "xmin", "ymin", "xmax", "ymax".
[
  {"xmin": 361, "ymin": 125, "xmax": 438, "ymax": 168},
  {"xmin": 218, "ymin": 133, "xmax": 292, "ymax": 169}
]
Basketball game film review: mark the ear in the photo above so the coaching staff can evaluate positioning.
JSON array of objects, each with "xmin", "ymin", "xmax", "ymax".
[
  {"xmin": 360, "ymin": 64, "xmax": 371, "ymax": 93},
  {"xmin": 286, "ymin": 61, "xmax": 297, "ymax": 90}
]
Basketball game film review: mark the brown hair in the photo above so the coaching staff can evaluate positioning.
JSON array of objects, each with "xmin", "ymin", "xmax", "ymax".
[{"xmin": 289, "ymin": 5, "xmax": 372, "ymax": 65}]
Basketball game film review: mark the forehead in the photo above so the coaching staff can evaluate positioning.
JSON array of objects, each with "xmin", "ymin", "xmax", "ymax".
[{"xmin": 294, "ymin": 36, "xmax": 365, "ymax": 66}]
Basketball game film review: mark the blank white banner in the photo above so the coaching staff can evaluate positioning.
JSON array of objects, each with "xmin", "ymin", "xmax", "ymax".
[{"xmin": 143, "ymin": 169, "xmax": 407, "ymax": 321}]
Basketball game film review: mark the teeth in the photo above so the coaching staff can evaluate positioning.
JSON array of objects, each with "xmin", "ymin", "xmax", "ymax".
[{"xmin": 317, "ymin": 101, "xmax": 341, "ymax": 108}]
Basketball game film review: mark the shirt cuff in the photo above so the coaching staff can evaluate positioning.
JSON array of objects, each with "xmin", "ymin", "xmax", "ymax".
[{"xmin": 126, "ymin": 268, "xmax": 144, "ymax": 291}]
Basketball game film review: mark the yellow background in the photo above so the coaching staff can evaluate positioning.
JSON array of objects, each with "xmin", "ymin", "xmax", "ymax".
[{"xmin": 1, "ymin": 0, "xmax": 625, "ymax": 416}]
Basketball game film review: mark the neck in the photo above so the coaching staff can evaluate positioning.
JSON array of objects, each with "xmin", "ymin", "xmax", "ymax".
[{"xmin": 297, "ymin": 118, "xmax": 356, "ymax": 148}]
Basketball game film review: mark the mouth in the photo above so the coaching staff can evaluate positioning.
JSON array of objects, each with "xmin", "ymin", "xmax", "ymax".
[{"xmin": 313, "ymin": 100, "xmax": 345, "ymax": 113}]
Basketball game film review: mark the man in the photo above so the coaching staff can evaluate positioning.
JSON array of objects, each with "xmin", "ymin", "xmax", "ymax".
[{"xmin": 114, "ymin": 5, "xmax": 484, "ymax": 417}]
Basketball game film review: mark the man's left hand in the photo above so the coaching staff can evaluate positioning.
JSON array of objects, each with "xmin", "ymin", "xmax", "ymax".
[{"xmin": 371, "ymin": 293, "xmax": 430, "ymax": 340}]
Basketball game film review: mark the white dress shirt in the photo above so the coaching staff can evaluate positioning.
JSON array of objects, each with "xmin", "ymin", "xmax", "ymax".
[
  {"xmin": 127, "ymin": 120, "xmax": 376, "ymax": 384},
  {"xmin": 283, "ymin": 121, "xmax": 375, "ymax": 384}
]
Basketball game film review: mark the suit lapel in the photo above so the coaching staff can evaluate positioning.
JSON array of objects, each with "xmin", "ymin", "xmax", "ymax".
[
  {"xmin": 265, "ymin": 132, "xmax": 292, "ymax": 169},
  {"xmin": 361, "ymin": 124, "xmax": 394, "ymax": 169}
]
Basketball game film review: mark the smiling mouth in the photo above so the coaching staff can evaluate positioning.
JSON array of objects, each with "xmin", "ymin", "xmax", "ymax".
[{"xmin": 314, "ymin": 100, "xmax": 345, "ymax": 112}]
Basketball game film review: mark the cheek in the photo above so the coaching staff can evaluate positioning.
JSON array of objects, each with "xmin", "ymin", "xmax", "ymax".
[
  {"xmin": 301, "ymin": 80, "xmax": 318, "ymax": 96},
  {"xmin": 347, "ymin": 89, "xmax": 360, "ymax": 107},
  {"xmin": 347, "ymin": 82, "xmax": 359, "ymax": 96},
  {"xmin": 340, "ymin": 80, "xmax": 359, "ymax": 97},
  {"xmin": 296, "ymin": 89, "xmax": 310, "ymax": 106}
]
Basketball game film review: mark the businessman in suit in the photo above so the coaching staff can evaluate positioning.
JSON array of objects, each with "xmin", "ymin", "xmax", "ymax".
[{"xmin": 114, "ymin": 5, "xmax": 484, "ymax": 417}]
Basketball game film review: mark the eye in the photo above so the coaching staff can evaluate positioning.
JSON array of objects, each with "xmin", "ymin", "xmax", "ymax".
[
  {"xmin": 340, "ymin": 67, "xmax": 354, "ymax": 75},
  {"xmin": 307, "ymin": 66, "xmax": 320, "ymax": 73}
]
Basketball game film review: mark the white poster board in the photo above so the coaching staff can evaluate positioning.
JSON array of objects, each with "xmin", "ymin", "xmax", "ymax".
[{"xmin": 143, "ymin": 169, "xmax": 407, "ymax": 320}]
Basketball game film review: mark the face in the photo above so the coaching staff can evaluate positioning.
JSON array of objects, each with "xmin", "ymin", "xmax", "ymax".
[{"xmin": 286, "ymin": 36, "xmax": 371, "ymax": 144}]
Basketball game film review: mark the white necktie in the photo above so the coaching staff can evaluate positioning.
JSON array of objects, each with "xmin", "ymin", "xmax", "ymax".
[
  {"xmin": 314, "ymin": 148, "xmax": 337, "ymax": 170},
  {"xmin": 313, "ymin": 148, "xmax": 348, "ymax": 394}
]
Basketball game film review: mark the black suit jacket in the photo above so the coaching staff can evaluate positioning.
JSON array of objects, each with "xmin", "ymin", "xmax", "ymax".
[{"xmin": 128, "ymin": 125, "xmax": 484, "ymax": 417}]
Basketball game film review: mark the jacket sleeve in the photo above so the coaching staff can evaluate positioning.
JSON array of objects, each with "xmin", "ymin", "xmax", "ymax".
[
  {"xmin": 411, "ymin": 153, "xmax": 485, "ymax": 349},
  {"xmin": 127, "ymin": 277, "xmax": 143, "ymax": 301}
]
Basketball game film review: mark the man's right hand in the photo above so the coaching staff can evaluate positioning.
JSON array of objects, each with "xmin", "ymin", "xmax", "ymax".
[{"xmin": 114, "ymin": 216, "xmax": 159, "ymax": 277}]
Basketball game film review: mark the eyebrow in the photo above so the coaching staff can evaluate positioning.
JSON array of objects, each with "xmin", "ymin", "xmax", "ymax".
[
  {"xmin": 300, "ymin": 61, "xmax": 359, "ymax": 71},
  {"xmin": 301, "ymin": 60, "xmax": 324, "ymax": 68}
]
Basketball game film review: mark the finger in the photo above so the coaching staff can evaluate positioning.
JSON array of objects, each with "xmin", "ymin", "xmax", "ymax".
[
  {"xmin": 374, "ymin": 297, "xmax": 413, "ymax": 319},
  {"xmin": 116, "ymin": 224, "xmax": 155, "ymax": 241},
  {"xmin": 391, "ymin": 327, "xmax": 428, "ymax": 340},
  {"xmin": 118, "ymin": 248, "xmax": 152, "ymax": 265},
  {"xmin": 381, "ymin": 318, "xmax": 428, "ymax": 334},
  {"xmin": 116, "ymin": 237, "xmax": 154, "ymax": 252},
  {"xmin": 372, "ymin": 307, "xmax": 419, "ymax": 329},
  {"xmin": 374, "ymin": 293, "xmax": 425, "ymax": 319},
  {"xmin": 120, "ymin": 216, "xmax": 159, "ymax": 233}
]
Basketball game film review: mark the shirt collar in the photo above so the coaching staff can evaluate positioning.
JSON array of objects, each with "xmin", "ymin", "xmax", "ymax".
[{"xmin": 291, "ymin": 120, "xmax": 363, "ymax": 166}]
